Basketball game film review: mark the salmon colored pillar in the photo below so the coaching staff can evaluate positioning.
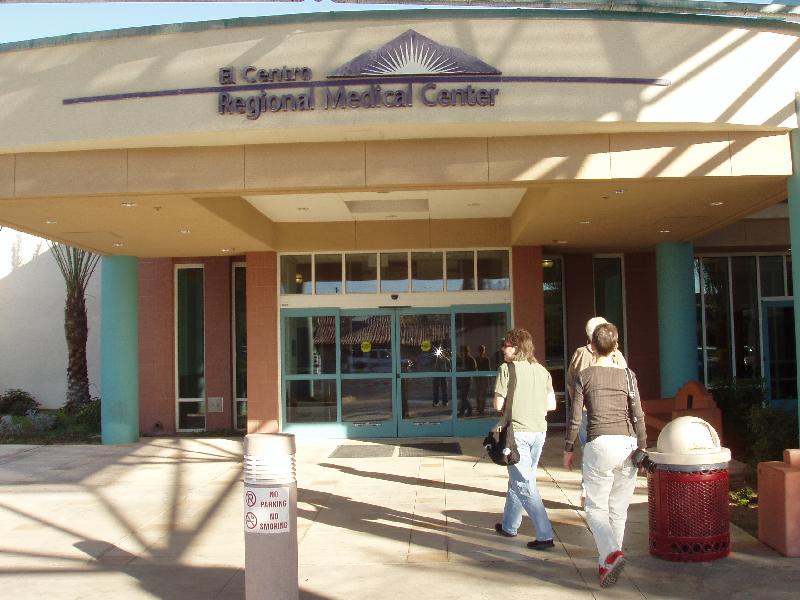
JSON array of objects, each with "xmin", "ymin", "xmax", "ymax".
[
  {"xmin": 512, "ymin": 246, "xmax": 545, "ymax": 363},
  {"xmin": 246, "ymin": 252, "xmax": 280, "ymax": 433},
  {"xmin": 204, "ymin": 257, "xmax": 233, "ymax": 431}
]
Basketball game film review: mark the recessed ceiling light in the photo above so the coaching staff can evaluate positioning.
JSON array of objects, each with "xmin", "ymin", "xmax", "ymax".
[
  {"xmin": 579, "ymin": 220, "xmax": 591, "ymax": 225},
  {"xmin": 297, "ymin": 207, "xmax": 309, "ymax": 211},
  {"xmin": 709, "ymin": 201, "xmax": 724, "ymax": 206},
  {"xmin": 121, "ymin": 202, "xmax": 137, "ymax": 208},
  {"xmin": 113, "ymin": 242, "xmax": 124, "ymax": 248},
  {"xmin": 220, "ymin": 248, "xmax": 234, "ymax": 253},
  {"xmin": 659, "ymin": 229, "xmax": 671, "ymax": 234},
  {"xmin": 614, "ymin": 189, "xmax": 626, "ymax": 195},
  {"xmin": 554, "ymin": 240, "xmax": 567, "ymax": 245},
  {"xmin": 44, "ymin": 220, "xmax": 57, "ymax": 225},
  {"xmin": 179, "ymin": 229, "xmax": 191, "ymax": 234}
]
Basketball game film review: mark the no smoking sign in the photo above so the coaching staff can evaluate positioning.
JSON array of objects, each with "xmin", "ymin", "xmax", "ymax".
[{"xmin": 244, "ymin": 485, "xmax": 291, "ymax": 534}]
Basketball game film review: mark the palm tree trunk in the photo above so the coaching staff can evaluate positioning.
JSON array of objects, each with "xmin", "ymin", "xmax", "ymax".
[{"xmin": 64, "ymin": 287, "xmax": 90, "ymax": 414}]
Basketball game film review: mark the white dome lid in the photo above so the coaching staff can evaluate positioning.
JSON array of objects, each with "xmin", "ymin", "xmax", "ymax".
[{"xmin": 647, "ymin": 416, "xmax": 731, "ymax": 466}]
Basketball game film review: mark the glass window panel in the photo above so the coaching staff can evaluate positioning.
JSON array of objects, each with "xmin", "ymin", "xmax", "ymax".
[
  {"xmin": 340, "ymin": 315, "xmax": 392, "ymax": 374},
  {"xmin": 702, "ymin": 257, "xmax": 732, "ymax": 383},
  {"xmin": 696, "ymin": 258, "xmax": 705, "ymax": 381},
  {"xmin": 731, "ymin": 257, "xmax": 760, "ymax": 379},
  {"xmin": 341, "ymin": 379, "xmax": 393, "ymax": 422},
  {"xmin": 400, "ymin": 377, "xmax": 452, "ymax": 420},
  {"xmin": 236, "ymin": 400, "xmax": 247, "ymax": 431},
  {"xmin": 177, "ymin": 268, "xmax": 204, "ymax": 399},
  {"xmin": 765, "ymin": 305, "xmax": 797, "ymax": 401},
  {"xmin": 234, "ymin": 266, "xmax": 247, "ymax": 399},
  {"xmin": 593, "ymin": 257, "xmax": 625, "ymax": 349},
  {"xmin": 454, "ymin": 312, "xmax": 506, "ymax": 374},
  {"xmin": 285, "ymin": 379, "xmax": 337, "ymax": 423},
  {"xmin": 477, "ymin": 250, "xmax": 510, "ymax": 290},
  {"xmin": 446, "ymin": 251, "xmax": 475, "ymax": 291},
  {"xmin": 787, "ymin": 255, "xmax": 793, "ymax": 297},
  {"xmin": 280, "ymin": 255, "xmax": 312, "ymax": 295},
  {"xmin": 760, "ymin": 255, "xmax": 785, "ymax": 297},
  {"xmin": 543, "ymin": 257, "xmax": 565, "ymax": 370},
  {"xmin": 178, "ymin": 401, "xmax": 205, "ymax": 430},
  {"xmin": 315, "ymin": 254, "xmax": 342, "ymax": 295},
  {"xmin": 283, "ymin": 316, "xmax": 337, "ymax": 375},
  {"xmin": 346, "ymin": 253, "xmax": 378, "ymax": 293},
  {"xmin": 380, "ymin": 252, "xmax": 408, "ymax": 293},
  {"xmin": 400, "ymin": 313, "xmax": 451, "ymax": 373},
  {"xmin": 411, "ymin": 251, "xmax": 444, "ymax": 292}
]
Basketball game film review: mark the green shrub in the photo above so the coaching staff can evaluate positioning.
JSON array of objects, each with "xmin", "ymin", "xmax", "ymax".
[
  {"xmin": 747, "ymin": 404, "xmax": 799, "ymax": 475},
  {"xmin": 0, "ymin": 415, "xmax": 25, "ymax": 437},
  {"xmin": 730, "ymin": 486, "xmax": 757, "ymax": 507},
  {"xmin": 25, "ymin": 409, "xmax": 58, "ymax": 432},
  {"xmin": 709, "ymin": 379, "xmax": 766, "ymax": 461},
  {"xmin": 75, "ymin": 397, "xmax": 101, "ymax": 432},
  {"xmin": 0, "ymin": 389, "xmax": 40, "ymax": 416}
]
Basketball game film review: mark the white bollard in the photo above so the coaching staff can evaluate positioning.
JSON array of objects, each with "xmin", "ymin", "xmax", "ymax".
[{"xmin": 243, "ymin": 433, "xmax": 298, "ymax": 600}]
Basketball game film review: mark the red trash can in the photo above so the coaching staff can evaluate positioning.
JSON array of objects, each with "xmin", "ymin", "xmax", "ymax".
[{"xmin": 646, "ymin": 416, "xmax": 731, "ymax": 562}]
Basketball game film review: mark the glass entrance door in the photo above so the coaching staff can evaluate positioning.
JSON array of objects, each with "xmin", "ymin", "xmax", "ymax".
[
  {"xmin": 282, "ymin": 304, "xmax": 510, "ymax": 438},
  {"xmin": 762, "ymin": 300, "xmax": 796, "ymax": 408}
]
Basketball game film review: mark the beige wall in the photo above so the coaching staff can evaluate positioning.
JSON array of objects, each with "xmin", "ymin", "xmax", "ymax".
[{"xmin": 1, "ymin": 13, "xmax": 799, "ymax": 154}]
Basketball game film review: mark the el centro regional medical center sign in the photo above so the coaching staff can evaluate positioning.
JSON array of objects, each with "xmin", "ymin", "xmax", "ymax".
[{"xmin": 244, "ymin": 486, "xmax": 290, "ymax": 534}]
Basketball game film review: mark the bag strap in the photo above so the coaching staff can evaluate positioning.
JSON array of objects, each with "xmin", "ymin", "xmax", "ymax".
[
  {"xmin": 625, "ymin": 368, "xmax": 638, "ymax": 428},
  {"xmin": 503, "ymin": 361, "xmax": 517, "ymax": 425}
]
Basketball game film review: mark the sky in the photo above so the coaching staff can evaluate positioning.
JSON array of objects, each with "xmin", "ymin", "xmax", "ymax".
[
  {"xmin": 0, "ymin": 2, "xmax": 435, "ymax": 45},
  {"xmin": 0, "ymin": 0, "xmax": 780, "ymax": 46}
]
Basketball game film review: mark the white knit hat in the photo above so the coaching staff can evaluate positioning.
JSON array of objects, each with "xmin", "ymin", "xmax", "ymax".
[{"xmin": 585, "ymin": 316, "xmax": 608, "ymax": 340}]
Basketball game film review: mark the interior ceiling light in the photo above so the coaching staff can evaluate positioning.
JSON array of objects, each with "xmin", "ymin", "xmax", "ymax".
[
  {"xmin": 614, "ymin": 189, "xmax": 626, "ymax": 195},
  {"xmin": 179, "ymin": 229, "xmax": 191, "ymax": 234},
  {"xmin": 121, "ymin": 202, "xmax": 137, "ymax": 208},
  {"xmin": 709, "ymin": 201, "xmax": 724, "ymax": 206},
  {"xmin": 659, "ymin": 229, "xmax": 671, "ymax": 233},
  {"xmin": 541, "ymin": 259, "xmax": 555, "ymax": 268},
  {"xmin": 345, "ymin": 198, "xmax": 428, "ymax": 214}
]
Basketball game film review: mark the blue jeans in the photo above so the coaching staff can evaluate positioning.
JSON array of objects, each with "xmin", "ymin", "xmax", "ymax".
[{"xmin": 501, "ymin": 431, "xmax": 554, "ymax": 540}]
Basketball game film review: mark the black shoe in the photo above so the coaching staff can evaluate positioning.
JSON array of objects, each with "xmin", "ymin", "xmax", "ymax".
[
  {"xmin": 527, "ymin": 539, "xmax": 555, "ymax": 550},
  {"xmin": 494, "ymin": 523, "xmax": 516, "ymax": 538},
  {"xmin": 432, "ymin": 401, "xmax": 439, "ymax": 407}
]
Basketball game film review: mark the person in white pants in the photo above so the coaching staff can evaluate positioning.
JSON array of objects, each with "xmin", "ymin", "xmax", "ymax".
[{"xmin": 563, "ymin": 322, "xmax": 647, "ymax": 588}]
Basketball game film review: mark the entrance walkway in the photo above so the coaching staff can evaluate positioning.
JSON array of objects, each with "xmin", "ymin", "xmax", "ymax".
[{"xmin": 0, "ymin": 434, "xmax": 797, "ymax": 599}]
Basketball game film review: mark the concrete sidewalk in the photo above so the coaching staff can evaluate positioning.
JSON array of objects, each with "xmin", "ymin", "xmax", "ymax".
[{"xmin": 0, "ymin": 434, "xmax": 797, "ymax": 599}]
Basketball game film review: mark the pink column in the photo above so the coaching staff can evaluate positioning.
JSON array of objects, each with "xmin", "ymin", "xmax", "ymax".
[
  {"xmin": 512, "ymin": 246, "xmax": 545, "ymax": 362},
  {"xmin": 203, "ymin": 257, "xmax": 233, "ymax": 431},
  {"xmin": 246, "ymin": 252, "xmax": 280, "ymax": 433}
]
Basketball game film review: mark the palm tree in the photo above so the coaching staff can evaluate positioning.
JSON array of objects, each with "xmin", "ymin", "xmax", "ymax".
[{"xmin": 49, "ymin": 243, "xmax": 100, "ymax": 415}]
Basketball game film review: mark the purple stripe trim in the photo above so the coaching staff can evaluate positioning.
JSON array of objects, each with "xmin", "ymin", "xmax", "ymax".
[{"xmin": 62, "ymin": 75, "xmax": 670, "ymax": 105}]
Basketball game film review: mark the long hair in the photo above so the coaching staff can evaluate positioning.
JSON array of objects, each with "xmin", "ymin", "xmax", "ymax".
[{"xmin": 503, "ymin": 328, "xmax": 537, "ymax": 364}]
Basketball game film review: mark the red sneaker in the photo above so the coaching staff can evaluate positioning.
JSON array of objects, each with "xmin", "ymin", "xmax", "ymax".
[{"xmin": 599, "ymin": 551, "xmax": 625, "ymax": 588}]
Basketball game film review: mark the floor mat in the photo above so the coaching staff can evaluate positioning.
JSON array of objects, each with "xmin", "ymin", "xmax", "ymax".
[
  {"xmin": 398, "ymin": 442, "xmax": 463, "ymax": 457},
  {"xmin": 329, "ymin": 444, "xmax": 396, "ymax": 458}
]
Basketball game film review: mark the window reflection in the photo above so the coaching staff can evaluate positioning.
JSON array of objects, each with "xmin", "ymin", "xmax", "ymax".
[
  {"xmin": 380, "ymin": 252, "xmax": 408, "ymax": 293},
  {"xmin": 280, "ymin": 255, "xmax": 311, "ymax": 295},
  {"xmin": 283, "ymin": 316, "xmax": 336, "ymax": 375},
  {"xmin": 340, "ymin": 315, "xmax": 392, "ymax": 374},
  {"xmin": 315, "ymin": 254, "xmax": 342, "ymax": 295},
  {"xmin": 593, "ymin": 256, "xmax": 625, "ymax": 350},
  {"xmin": 731, "ymin": 257, "xmax": 760, "ymax": 379},
  {"xmin": 286, "ymin": 380, "xmax": 336, "ymax": 423},
  {"xmin": 454, "ymin": 311, "xmax": 506, "ymax": 418},
  {"xmin": 346, "ymin": 253, "xmax": 378, "ymax": 293},
  {"xmin": 760, "ymin": 255, "xmax": 785, "ymax": 297},
  {"xmin": 446, "ymin": 251, "xmax": 475, "ymax": 291},
  {"xmin": 400, "ymin": 313, "xmax": 451, "ymax": 373},
  {"xmin": 702, "ymin": 257, "xmax": 732, "ymax": 383},
  {"xmin": 477, "ymin": 250, "xmax": 510, "ymax": 290},
  {"xmin": 411, "ymin": 251, "xmax": 444, "ymax": 292}
]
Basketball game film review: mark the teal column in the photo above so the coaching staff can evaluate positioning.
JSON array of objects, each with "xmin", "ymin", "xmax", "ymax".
[
  {"xmin": 656, "ymin": 242, "xmax": 698, "ymax": 397},
  {"xmin": 788, "ymin": 125, "xmax": 800, "ymax": 446},
  {"xmin": 101, "ymin": 256, "xmax": 139, "ymax": 444}
]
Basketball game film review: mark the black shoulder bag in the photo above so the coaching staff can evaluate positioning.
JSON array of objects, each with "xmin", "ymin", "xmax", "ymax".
[{"xmin": 483, "ymin": 362, "xmax": 521, "ymax": 466}]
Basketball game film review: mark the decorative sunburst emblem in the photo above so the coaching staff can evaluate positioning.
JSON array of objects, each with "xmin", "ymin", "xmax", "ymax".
[
  {"xmin": 363, "ymin": 37, "xmax": 459, "ymax": 75},
  {"xmin": 328, "ymin": 30, "xmax": 500, "ymax": 79}
]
